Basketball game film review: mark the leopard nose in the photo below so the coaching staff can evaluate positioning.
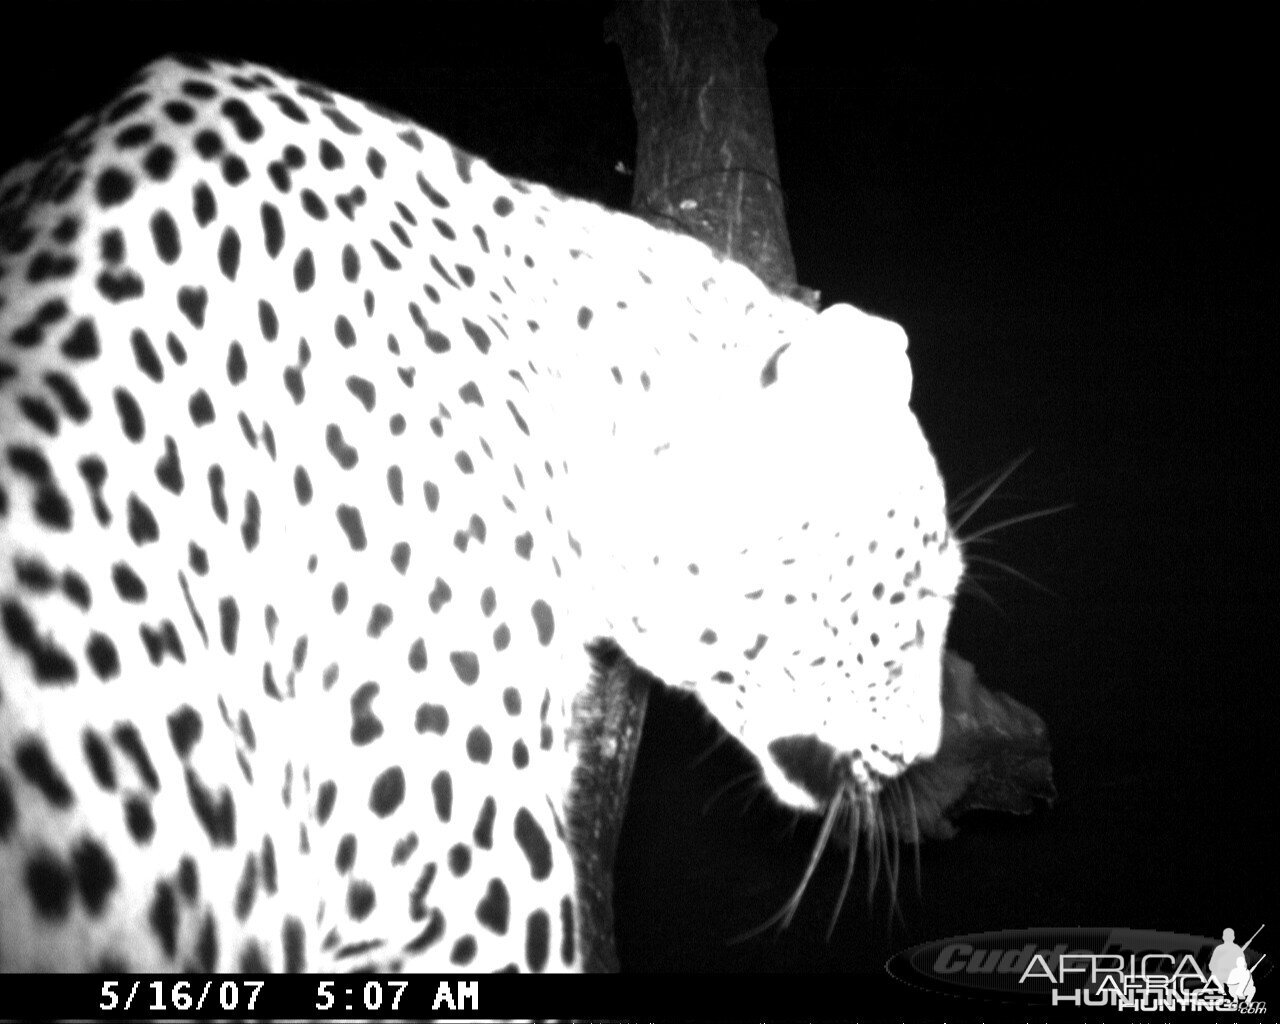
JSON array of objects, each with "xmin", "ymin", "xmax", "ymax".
[{"xmin": 767, "ymin": 734, "xmax": 846, "ymax": 805}]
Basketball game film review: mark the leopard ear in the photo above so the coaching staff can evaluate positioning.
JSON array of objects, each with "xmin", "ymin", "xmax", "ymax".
[
  {"xmin": 762, "ymin": 303, "xmax": 915, "ymax": 417},
  {"xmin": 813, "ymin": 303, "xmax": 914, "ymax": 408}
]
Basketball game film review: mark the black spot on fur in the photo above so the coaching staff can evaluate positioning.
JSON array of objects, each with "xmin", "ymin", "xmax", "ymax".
[
  {"xmin": 78, "ymin": 456, "xmax": 111, "ymax": 526},
  {"xmin": 428, "ymin": 577, "xmax": 452, "ymax": 613},
  {"xmin": 431, "ymin": 771, "xmax": 452, "ymax": 822},
  {"xmin": 405, "ymin": 907, "xmax": 444, "ymax": 951},
  {"xmin": 112, "ymin": 723, "xmax": 160, "ymax": 790},
  {"xmin": 282, "ymin": 916, "xmax": 306, "ymax": 972},
  {"xmin": 99, "ymin": 229, "xmax": 125, "ymax": 265},
  {"xmin": 350, "ymin": 681, "xmax": 384, "ymax": 745},
  {"xmin": 82, "ymin": 729, "xmax": 116, "ymax": 790},
  {"xmin": 15, "ymin": 737, "xmax": 73, "ymax": 808},
  {"xmin": 492, "ymin": 623, "xmax": 511, "ymax": 652},
  {"xmin": 335, "ymin": 833, "xmax": 356, "ymax": 874},
  {"xmin": 149, "ymin": 880, "xmax": 179, "ymax": 959},
  {"xmin": 32, "ymin": 482, "xmax": 73, "ymax": 531},
  {"xmin": 96, "ymin": 167, "xmax": 135, "ymax": 207},
  {"xmin": 347, "ymin": 879, "xmax": 376, "ymax": 921},
  {"xmin": 0, "ymin": 771, "xmax": 14, "ymax": 841},
  {"xmin": 760, "ymin": 343, "xmax": 789, "ymax": 387},
  {"xmin": 293, "ymin": 465, "xmax": 312, "ymax": 504},
  {"xmin": 530, "ymin": 599, "xmax": 555, "ymax": 645},
  {"xmin": 124, "ymin": 795, "xmax": 156, "ymax": 844},
  {"xmin": 44, "ymin": 371, "xmax": 91, "ymax": 423},
  {"xmin": 269, "ymin": 93, "xmax": 308, "ymax": 123},
  {"xmin": 329, "ymin": 316, "xmax": 357, "ymax": 354},
  {"xmin": 448, "ymin": 843, "xmax": 472, "ymax": 876},
  {"xmin": 462, "ymin": 319, "xmax": 490, "ymax": 354},
  {"xmin": 196, "ymin": 911, "xmax": 218, "ymax": 971},
  {"xmin": 185, "ymin": 766, "xmax": 236, "ymax": 846},
  {"xmin": 319, "ymin": 139, "xmax": 344, "ymax": 168},
  {"xmin": 215, "ymin": 225, "xmax": 241, "ymax": 280},
  {"xmin": 222, "ymin": 97, "xmax": 264, "ymax": 142},
  {"xmin": 126, "ymin": 493, "xmax": 159, "ymax": 545},
  {"xmin": 14, "ymin": 557, "xmax": 56, "ymax": 595},
  {"xmin": 450, "ymin": 935, "xmax": 478, "ymax": 965},
  {"xmin": 369, "ymin": 765, "xmax": 405, "ymax": 817},
  {"xmin": 414, "ymin": 703, "xmax": 448, "ymax": 736},
  {"xmin": 99, "ymin": 599, "xmax": 139, "ymax": 656},
  {"xmin": 150, "ymin": 209, "xmax": 181, "ymax": 263},
  {"xmin": 239, "ymin": 941, "xmax": 268, "ymax": 973},
  {"xmin": 325, "ymin": 424, "xmax": 358, "ymax": 469},
  {"xmin": 155, "ymin": 436, "xmax": 184, "ymax": 493},
  {"xmin": 219, "ymin": 597, "xmax": 239, "ymax": 653},
  {"xmin": 234, "ymin": 851, "xmax": 258, "ymax": 921},
  {"xmin": 190, "ymin": 180, "xmax": 217, "ymax": 225},
  {"xmin": 300, "ymin": 188, "xmax": 327, "ymax": 219},
  {"xmin": 514, "ymin": 807, "xmax": 552, "ymax": 880},
  {"xmin": 346, "ymin": 374, "xmax": 375, "ymax": 410},
  {"xmin": 316, "ymin": 780, "xmax": 337, "ymax": 825},
  {"xmin": 178, "ymin": 855, "xmax": 199, "ymax": 903},
  {"xmin": 226, "ymin": 340, "xmax": 247, "ymax": 384},
  {"xmin": 260, "ymin": 836, "xmax": 278, "ymax": 896},
  {"xmin": 336, "ymin": 504, "xmax": 366, "ymax": 549},
  {"xmin": 258, "ymin": 298, "xmax": 278, "ymax": 340},
  {"xmin": 176, "ymin": 286, "xmax": 208, "ymax": 329},
  {"xmin": 194, "ymin": 127, "xmax": 224, "ymax": 158},
  {"xmin": 189, "ymin": 388, "xmax": 216, "ymax": 426},
  {"xmin": 293, "ymin": 248, "xmax": 315, "ymax": 291},
  {"xmin": 72, "ymin": 836, "xmax": 117, "ymax": 915},
  {"xmin": 560, "ymin": 895, "xmax": 576, "ymax": 966},
  {"xmin": 26, "ymin": 849, "xmax": 73, "ymax": 920},
  {"xmin": 449, "ymin": 650, "xmax": 479, "ymax": 684},
  {"xmin": 504, "ymin": 396, "xmax": 529, "ymax": 435},
  {"xmin": 221, "ymin": 154, "xmax": 249, "ymax": 185},
  {"xmin": 391, "ymin": 832, "xmax": 419, "ymax": 866},
  {"xmin": 466, "ymin": 726, "xmax": 492, "ymax": 764},
  {"xmin": 241, "ymin": 491, "xmax": 261, "ymax": 551},
  {"xmin": 525, "ymin": 908, "xmax": 550, "ymax": 972},
  {"xmin": 260, "ymin": 201, "xmax": 284, "ymax": 257},
  {"xmin": 340, "ymin": 244, "xmax": 360, "ymax": 282},
  {"xmin": 473, "ymin": 796, "xmax": 496, "ymax": 850},
  {"xmin": 334, "ymin": 938, "xmax": 386, "ymax": 961},
  {"xmin": 408, "ymin": 637, "xmax": 427, "ymax": 672},
  {"xmin": 476, "ymin": 878, "xmax": 510, "ymax": 934},
  {"xmin": 18, "ymin": 394, "xmax": 59, "ymax": 434},
  {"xmin": 167, "ymin": 705, "xmax": 203, "ymax": 760},
  {"xmin": 371, "ymin": 239, "xmax": 400, "ymax": 270}
]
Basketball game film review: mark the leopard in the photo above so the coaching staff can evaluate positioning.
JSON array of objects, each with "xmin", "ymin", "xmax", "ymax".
[{"xmin": 0, "ymin": 54, "xmax": 964, "ymax": 973}]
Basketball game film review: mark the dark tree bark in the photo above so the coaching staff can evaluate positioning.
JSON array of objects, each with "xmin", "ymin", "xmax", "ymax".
[{"xmin": 606, "ymin": 0, "xmax": 819, "ymax": 307}]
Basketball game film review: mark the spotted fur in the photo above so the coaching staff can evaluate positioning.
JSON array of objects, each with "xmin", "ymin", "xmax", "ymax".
[{"xmin": 0, "ymin": 55, "xmax": 963, "ymax": 972}]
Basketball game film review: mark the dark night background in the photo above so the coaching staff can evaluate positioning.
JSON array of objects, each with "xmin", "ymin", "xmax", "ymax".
[{"xmin": 2, "ymin": 0, "xmax": 1273, "ymax": 995}]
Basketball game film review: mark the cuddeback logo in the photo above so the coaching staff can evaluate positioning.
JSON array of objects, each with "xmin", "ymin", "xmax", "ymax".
[{"xmin": 887, "ymin": 925, "xmax": 1269, "ymax": 1011}]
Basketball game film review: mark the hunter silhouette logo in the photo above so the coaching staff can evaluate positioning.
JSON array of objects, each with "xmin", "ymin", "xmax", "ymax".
[{"xmin": 1209, "ymin": 925, "xmax": 1266, "ymax": 1003}]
